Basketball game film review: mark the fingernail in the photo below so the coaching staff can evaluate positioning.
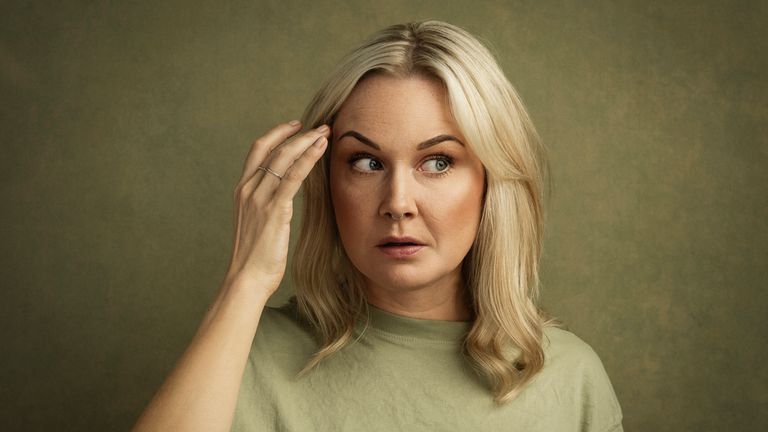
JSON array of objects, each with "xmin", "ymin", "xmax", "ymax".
[
  {"xmin": 316, "ymin": 124, "xmax": 329, "ymax": 132},
  {"xmin": 289, "ymin": 119, "xmax": 301, "ymax": 126},
  {"xmin": 314, "ymin": 136, "xmax": 327, "ymax": 147}
]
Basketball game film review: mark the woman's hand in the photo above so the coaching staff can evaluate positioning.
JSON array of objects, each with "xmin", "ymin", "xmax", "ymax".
[{"xmin": 223, "ymin": 120, "xmax": 330, "ymax": 297}]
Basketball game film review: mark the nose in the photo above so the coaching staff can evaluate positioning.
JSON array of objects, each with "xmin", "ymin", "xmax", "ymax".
[{"xmin": 378, "ymin": 165, "xmax": 417, "ymax": 221}]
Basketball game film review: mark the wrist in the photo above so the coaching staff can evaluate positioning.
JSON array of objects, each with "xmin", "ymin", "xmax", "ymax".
[{"xmin": 218, "ymin": 274, "xmax": 274, "ymax": 306}]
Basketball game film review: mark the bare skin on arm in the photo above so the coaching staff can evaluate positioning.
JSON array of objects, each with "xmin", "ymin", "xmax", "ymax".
[{"xmin": 131, "ymin": 120, "xmax": 331, "ymax": 432}]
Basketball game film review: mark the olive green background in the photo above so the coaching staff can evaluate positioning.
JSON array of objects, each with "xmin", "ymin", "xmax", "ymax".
[{"xmin": 1, "ymin": 1, "xmax": 765, "ymax": 430}]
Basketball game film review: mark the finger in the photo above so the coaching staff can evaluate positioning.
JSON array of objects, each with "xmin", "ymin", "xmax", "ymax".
[
  {"xmin": 237, "ymin": 120, "xmax": 303, "ymax": 201},
  {"xmin": 240, "ymin": 124, "xmax": 326, "ymax": 198},
  {"xmin": 238, "ymin": 120, "xmax": 302, "ymax": 187},
  {"xmin": 253, "ymin": 125, "xmax": 331, "ymax": 201},
  {"xmin": 273, "ymin": 133, "xmax": 328, "ymax": 204}
]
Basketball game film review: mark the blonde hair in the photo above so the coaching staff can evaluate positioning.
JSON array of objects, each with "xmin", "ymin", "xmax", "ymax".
[{"xmin": 289, "ymin": 19, "xmax": 560, "ymax": 404}]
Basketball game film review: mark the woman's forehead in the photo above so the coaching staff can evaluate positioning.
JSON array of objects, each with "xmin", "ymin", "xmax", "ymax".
[
  {"xmin": 345, "ymin": 74, "xmax": 445, "ymax": 102},
  {"xmin": 335, "ymin": 79, "xmax": 456, "ymax": 129}
]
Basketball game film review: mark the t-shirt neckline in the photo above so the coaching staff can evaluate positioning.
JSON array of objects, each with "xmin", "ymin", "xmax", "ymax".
[{"xmin": 356, "ymin": 302, "xmax": 473, "ymax": 342}]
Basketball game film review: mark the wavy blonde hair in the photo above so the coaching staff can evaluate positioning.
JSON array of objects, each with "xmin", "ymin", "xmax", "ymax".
[{"xmin": 289, "ymin": 19, "xmax": 559, "ymax": 404}]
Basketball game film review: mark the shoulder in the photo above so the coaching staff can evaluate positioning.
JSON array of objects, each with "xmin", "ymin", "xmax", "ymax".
[
  {"xmin": 537, "ymin": 326, "xmax": 624, "ymax": 429},
  {"xmin": 251, "ymin": 300, "xmax": 317, "ymax": 355},
  {"xmin": 542, "ymin": 325, "xmax": 604, "ymax": 367},
  {"xmin": 540, "ymin": 325, "xmax": 615, "ymax": 383},
  {"xmin": 259, "ymin": 300, "xmax": 305, "ymax": 329}
]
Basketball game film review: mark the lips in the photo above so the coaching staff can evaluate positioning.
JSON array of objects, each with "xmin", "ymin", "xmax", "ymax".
[
  {"xmin": 376, "ymin": 243, "xmax": 424, "ymax": 258},
  {"xmin": 377, "ymin": 236, "xmax": 425, "ymax": 247}
]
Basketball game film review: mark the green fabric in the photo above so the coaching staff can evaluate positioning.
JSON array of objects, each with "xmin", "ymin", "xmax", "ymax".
[{"xmin": 231, "ymin": 301, "xmax": 623, "ymax": 431}]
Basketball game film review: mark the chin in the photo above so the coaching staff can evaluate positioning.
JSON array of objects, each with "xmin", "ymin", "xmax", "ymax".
[{"xmin": 364, "ymin": 267, "xmax": 441, "ymax": 291}]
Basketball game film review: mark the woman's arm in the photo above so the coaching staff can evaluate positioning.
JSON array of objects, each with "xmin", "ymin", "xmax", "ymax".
[
  {"xmin": 132, "ymin": 278, "xmax": 268, "ymax": 432},
  {"xmin": 131, "ymin": 120, "xmax": 331, "ymax": 431}
]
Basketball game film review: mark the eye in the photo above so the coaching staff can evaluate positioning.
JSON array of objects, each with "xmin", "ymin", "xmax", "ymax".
[
  {"xmin": 350, "ymin": 155, "xmax": 383, "ymax": 172},
  {"xmin": 421, "ymin": 156, "xmax": 453, "ymax": 174},
  {"xmin": 346, "ymin": 152, "xmax": 455, "ymax": 177}
]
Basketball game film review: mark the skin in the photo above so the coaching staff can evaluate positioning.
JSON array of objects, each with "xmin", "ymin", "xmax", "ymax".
[{"xmin": 329, "ymin": 73, "xmax": 486, "ymax": 322}]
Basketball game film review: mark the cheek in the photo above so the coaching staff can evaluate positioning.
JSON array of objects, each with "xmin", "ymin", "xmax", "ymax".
[
  {"xmin": 426, "ymin": 172, "xmax": 485, "ymax": 247},
  {"xmin": 432, "ymin": 174, "xmax": 484, "ymax": 219}
]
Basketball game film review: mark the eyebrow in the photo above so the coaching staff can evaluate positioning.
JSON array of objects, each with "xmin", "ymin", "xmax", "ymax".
[{"xmin": 336, "ymin": 130, "xmax": 465, "ymax": 150}]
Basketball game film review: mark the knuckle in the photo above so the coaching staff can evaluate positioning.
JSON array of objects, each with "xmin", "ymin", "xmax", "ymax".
[
  {"xmin": 233, "ymin": 183, "xmax": 245, "ymax": 199},
  {"xmin": 272, "ymin": 146, "xmax": 288, "ymax": 159},
  {"xmin": 275, "ymin": 202, "xmax": 293, "ymax": 218},
  {"xmin": 249, "ymin": 195, "xmax": 264, "ymax": 210},
  {"xmin": 310, "ymin": 132, "xmax": 324, "ymax": 144},
  {"xmin": 265, "ymin": 199, "xmax": 291, "ymax": 218},
  {"xmin": 284, "ymin": 169, "xmax": 302, "ymax": 183}
]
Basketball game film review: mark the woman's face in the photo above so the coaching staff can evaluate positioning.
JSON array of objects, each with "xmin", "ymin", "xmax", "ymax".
[{"xmin": 329, "ymin": 74, "xmax": 486, "ymax": 298}]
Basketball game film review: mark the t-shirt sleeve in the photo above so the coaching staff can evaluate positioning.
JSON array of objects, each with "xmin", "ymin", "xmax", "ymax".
[
  {"xmin": 230, "ymin": 303, "xmax": 317, "ymax": 432},
  {"xmin": 572, "ymin": 337, "xmax": 624, "ymax": 431},
  {"xmin": 542, "ymin": 327, "xmax": 624, "ymax": 431}
]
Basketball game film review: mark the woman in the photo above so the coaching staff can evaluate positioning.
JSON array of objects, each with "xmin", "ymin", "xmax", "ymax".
[{"xmin": 133, "ymin": 20, "xmax": 623, "ymax": 432}]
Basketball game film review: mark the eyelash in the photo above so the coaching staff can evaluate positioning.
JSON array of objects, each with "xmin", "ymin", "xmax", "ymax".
[{"xmin": 346, "ymin": 152, "xmax": 456, "ymax": 178}]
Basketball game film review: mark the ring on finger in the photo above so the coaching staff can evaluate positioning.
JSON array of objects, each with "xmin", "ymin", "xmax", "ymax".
[{"xmin": 257, "ymin": 166, "xmax": 284, "ymax": 180}]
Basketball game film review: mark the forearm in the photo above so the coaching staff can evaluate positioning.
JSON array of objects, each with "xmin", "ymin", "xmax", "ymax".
[{"xmin": 132, "ymin": 281, "xmax": 269, "ymax": 432}]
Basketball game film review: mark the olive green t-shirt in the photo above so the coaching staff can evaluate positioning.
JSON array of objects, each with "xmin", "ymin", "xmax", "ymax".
[{"xmin": 231, "ymin": 301, "xmax": 623, "ymax": 431}]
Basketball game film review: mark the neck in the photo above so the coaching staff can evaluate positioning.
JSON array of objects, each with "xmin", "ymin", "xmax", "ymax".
[{"xmin": 362, "ymin": 271, "xmax": 473, "ymax": 322}]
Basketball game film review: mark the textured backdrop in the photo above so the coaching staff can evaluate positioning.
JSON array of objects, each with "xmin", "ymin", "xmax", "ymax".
[{"xmin": 1, "ymin": 1, "xmax": 766, "ymax": 430}]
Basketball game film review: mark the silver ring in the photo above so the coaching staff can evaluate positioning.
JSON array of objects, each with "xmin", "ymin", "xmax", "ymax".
[{"xmin": 258, "ymin": 166, "xmax": 283, "ymax": 180}]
